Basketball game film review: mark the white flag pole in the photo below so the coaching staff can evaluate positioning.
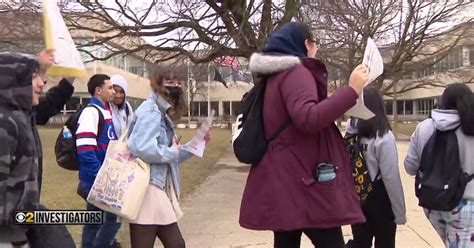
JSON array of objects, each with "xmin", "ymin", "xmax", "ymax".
[
  {"xmin": 187, "ymin": 59, "xmax": 191, "ymax": 126},
  {"xmin": 207, "ymin": 63, "xmax": 211, "ymax": 116}
]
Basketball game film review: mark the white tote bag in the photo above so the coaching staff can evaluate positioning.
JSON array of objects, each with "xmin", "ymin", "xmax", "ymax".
[{"xmin": 87, "ymin": 129, "xmax": 150, "ymax": 220}]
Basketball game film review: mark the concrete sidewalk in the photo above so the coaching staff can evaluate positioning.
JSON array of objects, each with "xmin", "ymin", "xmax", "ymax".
[{"xmin": 158, "ymin": 141, "xmax": 444, "ymax": 248}]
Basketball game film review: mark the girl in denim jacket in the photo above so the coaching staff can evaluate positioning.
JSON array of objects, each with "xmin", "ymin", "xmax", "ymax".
[{"xmin": 126, "ymin": 66, "xmax": 210, "ymax": 248}]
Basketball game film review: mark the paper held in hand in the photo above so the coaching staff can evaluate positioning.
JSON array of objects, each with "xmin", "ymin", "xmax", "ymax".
[
  {"xmin": 42, "ymin": 0, "xmax": 87, "ymax": 77},
  {"xmin": 182, "ymin": 110, "xmax": 215, "ymax": 157},
  {"xmin": 345, "ymin": 38, "xmax": 384, "ymax": 120}
]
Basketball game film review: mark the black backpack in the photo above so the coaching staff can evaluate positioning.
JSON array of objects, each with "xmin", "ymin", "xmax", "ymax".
[
  {"xmin": 232, "ymin": 79, "xmax": 290, "ymax": 165},
  {"xmin": 415, "ymin": 128, "xmax": 474, "ymax": 211},
  {"xmin": 54, "ymin": 104, "xmax": 104, "ymax": 171}
]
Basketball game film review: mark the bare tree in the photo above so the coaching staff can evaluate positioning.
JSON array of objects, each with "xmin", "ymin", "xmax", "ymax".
[
  {"xmin": 299, "ymin": 0, "xmax": 474, "ymax": 126},
  {"xmin": 58, "ymin": 0, "xmax": 300, "ymax": 64},
  {"xmin": 301, "ymin": 0, "xmax": 473, "ymax": 93}
]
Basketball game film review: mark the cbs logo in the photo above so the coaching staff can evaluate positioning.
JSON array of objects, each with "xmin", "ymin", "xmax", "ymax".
[{"xmin": 15, "ymin": 212, "xmax": 34, "ymax": 223}]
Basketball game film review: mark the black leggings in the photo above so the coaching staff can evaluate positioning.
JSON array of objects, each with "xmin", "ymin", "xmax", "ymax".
[
  {"xmin": 346, "ymin": 180, "xmax": 397, "ymax": 248},
  {"xmin": 273, "ymin": 227, "xmax": 344, "ymax": 248},
  {"xmin": 129, "ymin": 223, "xmax": 185, "ymax": 248}
]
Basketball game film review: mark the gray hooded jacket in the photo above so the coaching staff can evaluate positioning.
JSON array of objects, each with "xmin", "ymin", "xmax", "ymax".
[
  {"xmin": 346, "ymin": 120, "xmax": 407, "ymax": 224},
  {"xmin": 404, "ymin": 109, "xmax": 474, "ymax": 201}
]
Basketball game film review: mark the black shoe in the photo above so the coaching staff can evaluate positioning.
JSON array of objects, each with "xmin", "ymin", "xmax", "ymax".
[{"xmin": 111, "ymin": 241, "xmax": 122, "ymax": 248}]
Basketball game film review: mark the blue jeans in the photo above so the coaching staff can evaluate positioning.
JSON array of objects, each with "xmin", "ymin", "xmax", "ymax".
[{"xmin": 82, "ymin": 203, "xmax": 121, "ymax": 248}]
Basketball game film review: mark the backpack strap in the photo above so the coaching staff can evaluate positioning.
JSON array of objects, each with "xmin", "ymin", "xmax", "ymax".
[
  {"xmin": 467, "ymin": 174, "xmax": 474, "ymax": 182},
  {"xmin": 353, "ymin": 134, "xmax": 381, "ymax": 181},
  {"xmin": 86, "ymin": 104, "xmax": 105, "ymax": 140},
  {"xmin": 125, "ymin": 102, "xmax": 130, "ymax": 117},
  {"xmin": 268, "ymin": 119, "xmax": 291, "ymax": 142}
]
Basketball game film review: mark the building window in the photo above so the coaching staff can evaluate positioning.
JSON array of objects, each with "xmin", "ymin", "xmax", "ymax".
[
  {"xmin": 65, "ymin": 97, "xmax": 81, "ymax": 112},
  {"xmin": 470, "ymin": 46, "xmax": 474, "ymax": 66},
  {"xmin": 435, "ymin": 47, "xmax": 463, "ymax": 72},
  {"xmin": 223, "ymin": 101, "xmax": 230, "ymax": 117},
  {"xmin": 82, "ymin": 97, "xmax": 91, "ymax": 106},
  {"xmin": 189, "ymin": 102, "xmax": 210, "ymax": 117},
  {"xmin": 417, "ymin": 65, "xmax": 434, "ymax": 78},
  {"xmin": 416, "ymin": 98, "xmax": 435, "ymax": 115},
  {"xmin": 191, "ymin": 102, "xmax": 199, "ymax": 117},
  {"xmin": 210, "ymin": 101, "xmax": 219, "ymax": 116},
  {"xmin": 129, "ymin": 66, "xmax": 142, "ymax": 76},
  {"xmin": 403, "ymin": 72, "xmax": 413, "ymax": 80},
  {"xmin": 395, "ymin": 100, "xmax": 413, "ymax": 115},
  {"xmin": 397, "ymin": 101, "xmax": 405, "ymax": 115},
  {"xmin": 200, "ymin": 102, "xmax": 209, "ymax": 116},
  {"xmin": 405, "ymin": 100, "xmax": 413, "ymax": 115},
  {"xmin": 385, "ymin": 100, "xmax": 393, "ymax": 115},
  {"xmin": 231, "ymin": 101, "xmax": 241, "ymax": 117}
]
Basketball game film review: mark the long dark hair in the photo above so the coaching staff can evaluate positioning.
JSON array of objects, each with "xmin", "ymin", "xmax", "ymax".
[
  {"xmin": 440, "ymin": 83, "xmax": 474, "ymax": 136},
  {"xmin": 355, "ymin": 87, "xmax": 391, "ymax": 139}
]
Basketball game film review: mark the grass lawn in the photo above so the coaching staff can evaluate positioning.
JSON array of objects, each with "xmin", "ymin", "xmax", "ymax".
[
  {"xmin": 38, "ymin": 127, "xmax": 232, "ymax": 246},
  {"xmin": 391, "ymin": 122, "xmax": 419, "ymax": 136}
]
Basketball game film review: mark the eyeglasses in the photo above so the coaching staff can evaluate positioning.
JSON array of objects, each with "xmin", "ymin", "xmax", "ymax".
[{"xmin": 309, "ymin": 38, "xmax": 321, "ymax": 48}]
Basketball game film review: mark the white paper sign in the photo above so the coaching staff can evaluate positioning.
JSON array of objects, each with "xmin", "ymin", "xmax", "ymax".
[
  {"xmin": 42, "ymin": 0, "xmax": 87, "ymax": 77},
  {"xmin": 345, "ymin": 93, "xmax": 375, "ymax": 120},
  {"xmin": 363, "ymin": 38, "xmax": 384, "ymax": 85},
  {"xmin": 182, "ymin": 110, "xmax": 215, "ymax": 157},
  {"xmin": 345, "ymin": 38, "xmax": 383, "ymax": 120}
]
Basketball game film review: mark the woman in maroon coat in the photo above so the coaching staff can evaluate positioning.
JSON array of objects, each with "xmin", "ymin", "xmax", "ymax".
[{"xmin": 239, "ymin": 22, "xmax": 369, "ymax": 247}]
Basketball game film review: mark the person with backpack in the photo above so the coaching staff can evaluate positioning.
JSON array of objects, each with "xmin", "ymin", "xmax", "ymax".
[
  {"xmin": 110, "ymin": 74, "xmax": 134, "ymax": 138},
  {"xmin": 125, "ymin": 66, "xmax": 210, "ymax": 248},
  {"xmin": 0, "ymin": 51, "xmax": 75, "ymax": 248},
  {"xmin": 238, "ymin": 22, "xmax": 368, "ymax": 248},
  {"xmin": 404, "ymin": 83, "xmax": 474, "ymax": 247},
  {"xmin": 75, "ymin": 74, "xmax": 121, "ymax": 248},
  {"xmin": 344, "ymin": 87, "xmax": 406, "ymax": 248}
]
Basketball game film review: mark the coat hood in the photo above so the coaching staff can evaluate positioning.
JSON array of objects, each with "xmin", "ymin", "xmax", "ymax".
[
  {"xmin": 248, "ymin": 53, "xmax": 301, "ymax": 75},
  {"xmin": 0, "ymin": 53, "xmax": 37, "ymax": 111},
  {"xmin": 431, "ymin": 109, "xmax": 461, "ymax": 131},
  {"xmin": 110, "ymin": 74, "xmax": 128, "ymax": 96}
]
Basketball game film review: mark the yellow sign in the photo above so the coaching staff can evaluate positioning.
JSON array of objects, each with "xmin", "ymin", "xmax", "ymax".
[{"xmin": 42, "ymin": 0, "xmax": 87, "ymax": 77}]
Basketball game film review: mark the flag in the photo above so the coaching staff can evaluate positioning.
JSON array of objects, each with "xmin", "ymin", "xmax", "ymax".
[
  {"xmin": 214, "ymin": 56, "xmax": 240, "ymax": 69},
  {"xmin": 232, "ymin": 68, "xmax": 253, "ymax": 84},
  {"xmin": 214, "ymin": 68, "xmax": 228, "ymax": 88}
]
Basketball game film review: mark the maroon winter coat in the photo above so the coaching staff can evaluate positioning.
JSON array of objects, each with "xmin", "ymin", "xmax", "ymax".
[{"xmin": 239, "ymin": 53, "xmax": 365, "ymax": 231}]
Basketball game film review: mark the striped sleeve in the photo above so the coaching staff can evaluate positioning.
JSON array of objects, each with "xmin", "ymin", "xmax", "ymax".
[{"xmin": 75, "ymin": 107, "xmax": 101, "ymax": 170}]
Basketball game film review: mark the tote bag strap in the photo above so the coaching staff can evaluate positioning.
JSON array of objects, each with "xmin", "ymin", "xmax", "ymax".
[{"xmin": 118, "ymin": 128, "xmax": 130, "ymax": 143}]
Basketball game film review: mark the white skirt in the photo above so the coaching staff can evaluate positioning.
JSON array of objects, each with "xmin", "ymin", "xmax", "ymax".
[{"xmin": 127, "ymin": 175, "xmax": 183, "ymax": 225}]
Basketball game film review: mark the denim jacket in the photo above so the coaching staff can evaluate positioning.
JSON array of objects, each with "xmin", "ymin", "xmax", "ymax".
[{"xmin": 127, "ymin": 93, "xmax": 193, "ymax": 198}]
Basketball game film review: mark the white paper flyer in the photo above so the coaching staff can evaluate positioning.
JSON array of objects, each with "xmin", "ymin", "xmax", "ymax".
[
  {"xmin": 182, "ymin": 110, "xmax": 215, "ymax": 157},
  {"xmin": 345, "ymin": 38, "xmax": 384, "ymax": 120}
]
